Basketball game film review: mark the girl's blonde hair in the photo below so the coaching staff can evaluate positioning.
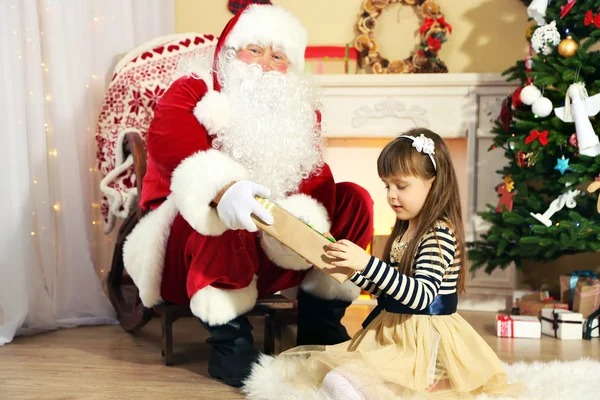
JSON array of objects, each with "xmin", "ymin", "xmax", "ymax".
[{"xmin": 377, "ymin": 128, "xmax": 466, "ymax": 293}]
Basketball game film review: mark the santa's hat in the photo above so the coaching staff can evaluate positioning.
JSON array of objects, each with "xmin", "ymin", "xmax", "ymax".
[{"xmin": 212, "ymin": 4, "xmax": 308, "ymax": 90}]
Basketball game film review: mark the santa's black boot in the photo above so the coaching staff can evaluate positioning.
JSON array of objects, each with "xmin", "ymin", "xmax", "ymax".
[
  {"xmin": 296, "ymin": 289, "xmax": 352, "ymax": 346},
  {"xmin": 200, "ymin": 315, "xmax": 259, "ymax": 387}
]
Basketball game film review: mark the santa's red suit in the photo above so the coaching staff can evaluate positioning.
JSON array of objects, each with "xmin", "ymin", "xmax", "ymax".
[{"xmin": 123, "ymin": 4, "xmax": 373, "ymax": 387}]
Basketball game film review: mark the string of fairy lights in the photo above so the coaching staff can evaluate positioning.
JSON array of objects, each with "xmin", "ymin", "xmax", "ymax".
[{"xmin": 12, "ymin": 2, "xmax": 111, "ymax": 275}]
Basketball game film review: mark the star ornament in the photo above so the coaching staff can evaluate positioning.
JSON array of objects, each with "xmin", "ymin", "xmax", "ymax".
[{"xmin": 554, "ymin": 157, "xmax": 571, "ymax": 175}]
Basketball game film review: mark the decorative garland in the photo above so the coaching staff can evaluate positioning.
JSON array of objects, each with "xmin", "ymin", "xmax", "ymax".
[{"xmin": 354, "ymin": 0, "xmax": 452, "ymax": 74}]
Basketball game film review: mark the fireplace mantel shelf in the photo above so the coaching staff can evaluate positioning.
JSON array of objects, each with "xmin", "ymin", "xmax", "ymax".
[{"xmin": 314, "ymin": 73, "xmax": 515, "ymax": 140}]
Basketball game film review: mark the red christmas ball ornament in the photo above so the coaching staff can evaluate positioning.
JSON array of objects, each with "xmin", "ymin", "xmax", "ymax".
[
  {"xmin": 569, "ymin": 132, "xmax": 578, "ymax": 147},
  {"xmin": 512, "ymin": 87, "xmax": 525, "ymax": 109}
]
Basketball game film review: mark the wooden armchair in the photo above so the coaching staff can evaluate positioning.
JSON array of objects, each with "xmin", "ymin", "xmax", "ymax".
[{"xmin": 106, "ymin": 130, "xmax": 297, "ymax": 365}]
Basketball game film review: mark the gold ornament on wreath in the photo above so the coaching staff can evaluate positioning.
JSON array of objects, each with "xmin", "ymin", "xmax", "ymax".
[{"xmin": 354, "ymin": 0, "xmax": 452, "ymax": 74}]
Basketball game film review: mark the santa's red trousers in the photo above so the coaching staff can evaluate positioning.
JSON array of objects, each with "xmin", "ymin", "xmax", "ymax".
[{"xmin": 160, "ymin": 182, "xmax": 374, "ymax": 305}]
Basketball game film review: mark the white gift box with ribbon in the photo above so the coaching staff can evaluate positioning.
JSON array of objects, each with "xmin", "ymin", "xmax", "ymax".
[{"xmin": 541, "ymin": 308, "xmax": 583, "ymax": 340}]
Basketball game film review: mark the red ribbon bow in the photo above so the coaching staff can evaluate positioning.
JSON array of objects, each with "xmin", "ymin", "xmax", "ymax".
[
  {"xmin": 525, "ymin": 130, "xmax": 549, "ymax": 146},
  {"xmin": 420, "ymin": 16, "xmax": 453, "ymax": 35},
  {"xmin": 584, "ymin": 10, "xmax": 600, "ymax": 28}
]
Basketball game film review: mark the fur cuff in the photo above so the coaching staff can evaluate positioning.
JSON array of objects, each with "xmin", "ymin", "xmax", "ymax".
[
  {"xmin": 123, "ymin": 197, "xmax": 179, "ymax": 307},
  {"xmin": 193, "ymin": 90, "xmax": 230, "ymax": 135},
  {"xmin": 259, "ymin": 193, "xmax": 331, "ymax": 270},
  {"xmin": 190, "ymin": 277, "xmax": 258, "ymax": 326},
  {"xmin": 278, "ymin": 194, "xmax": 331, "ymax": 233},
  {"xmin": 300, "ymin": 268, "xmax": 360, "ymax": 302},
  {"xmin": 170, "ymin": 149, "xmax": 249, "ymax": 236}
]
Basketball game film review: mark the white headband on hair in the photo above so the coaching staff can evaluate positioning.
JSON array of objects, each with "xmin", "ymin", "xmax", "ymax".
[{"xmin": 397, "ymin": 134, "xmax": 437, "ymax": 171}]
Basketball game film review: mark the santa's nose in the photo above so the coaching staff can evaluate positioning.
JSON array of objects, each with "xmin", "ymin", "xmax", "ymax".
[{"xmin": 259, "ymin": 58, "xmax": 273, "ymax": 71}]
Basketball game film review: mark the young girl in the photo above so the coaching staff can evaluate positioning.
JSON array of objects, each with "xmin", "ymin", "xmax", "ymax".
[{"xmin": 243, "ymin": 128, "xmax": 521, "ymax": 399}]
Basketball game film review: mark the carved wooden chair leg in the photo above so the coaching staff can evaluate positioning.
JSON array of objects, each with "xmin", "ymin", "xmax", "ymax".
[
  {"xmin": 583, "ymin": 308, "xmax": 600, "ymax": 340},
  {"xmin": 161, "ymin": 310, "xmax": 174, "ymax": 366},
  {"xmin": 272, "ymin": 313, "xmax": 283, "ymax": 355},
  {"xmin": 263, "ymin": 313, "xmax": 275, "ymax": 355}
]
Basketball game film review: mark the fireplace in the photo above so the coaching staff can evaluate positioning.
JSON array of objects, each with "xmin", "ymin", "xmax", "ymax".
[{"xmin": 316, "ymin": 73, "xmax": 521, "ymax": 311}]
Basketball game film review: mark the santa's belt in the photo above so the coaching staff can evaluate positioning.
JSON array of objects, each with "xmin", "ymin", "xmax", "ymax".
[{"xmin": 362, "ymin": 293, "xmax": 458, "ymax": 328}]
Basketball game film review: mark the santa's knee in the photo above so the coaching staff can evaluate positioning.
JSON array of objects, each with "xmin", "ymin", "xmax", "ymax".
[{"xmin": 189, "ymin": 276, "xmax": 258, "ymax": 326}]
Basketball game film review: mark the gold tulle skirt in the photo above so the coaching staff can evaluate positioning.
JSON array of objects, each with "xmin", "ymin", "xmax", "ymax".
[{"xmin": 274, "ymin": 311, "xmax": 522, "ymax": 399}]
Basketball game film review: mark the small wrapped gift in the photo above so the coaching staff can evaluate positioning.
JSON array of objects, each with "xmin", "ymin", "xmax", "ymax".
[
  {"xmin": 519, "ymin": 291, "xmax": 569, "ymax": 317},
  {"xmin": 573, "ymin": 278, "xmax": 600, "ymax": 318},
  {"xmin": 541, "ymin": 309, "xmax": 583, "ymax": 340},
  {"xmin": 560, "ymin": 270, "xmax": 597, "ymax": 306},
  {"xmin": 251, "ymin": 197, "xmax": 353, "ymax": 283},
  {"xmin": 497, "ymin": 315, "xmax": 541, "ymax": 338}
]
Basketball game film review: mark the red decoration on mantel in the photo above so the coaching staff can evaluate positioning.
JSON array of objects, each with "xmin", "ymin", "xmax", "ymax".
[{"xmin": 305, "ymin": 46, "xmax": 358, "ymax": 60}]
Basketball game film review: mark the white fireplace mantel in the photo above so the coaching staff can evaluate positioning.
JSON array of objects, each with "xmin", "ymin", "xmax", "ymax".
[
  {"xmin": 315, "ymin": 73, "xmax": 521, "ymax": 312},
  {"xmin": 314, "ymin": 73, "xmax": 515, "ymax": 140}
]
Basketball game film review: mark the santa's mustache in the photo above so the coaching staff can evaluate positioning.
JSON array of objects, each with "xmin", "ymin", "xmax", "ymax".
[{"xmin": 211, "ymin": 53, "xmax": 324, "ymax": 199}]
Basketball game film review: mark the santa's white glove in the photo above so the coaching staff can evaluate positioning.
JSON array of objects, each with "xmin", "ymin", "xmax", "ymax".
[{"xmin": 216, "ymin": 180, "xmax": 274, "ymax": 232}]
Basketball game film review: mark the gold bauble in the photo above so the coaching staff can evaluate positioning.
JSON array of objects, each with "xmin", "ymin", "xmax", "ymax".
[
  {"xmin": 526, "ymin": 24, "xmax": 535, "ymax": 40},
  {"xmin": 558, "ymin": 36, "xmax": 578, "ymax": 57}
]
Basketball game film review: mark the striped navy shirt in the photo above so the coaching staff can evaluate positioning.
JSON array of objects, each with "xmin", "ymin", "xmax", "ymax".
[{"xmin": 350, "ymin": 224, "xmax": 459, "ymax": 311}]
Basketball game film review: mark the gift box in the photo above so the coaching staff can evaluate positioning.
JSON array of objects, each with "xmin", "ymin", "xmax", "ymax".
[
  {"xmin": 519, "ymin": 291, "xmax": 569, "ymax": 317},
  {"xmin": 573, "ymin": 278, "xmax": 600, "ymax": 318},
  {"xmin": 304, "ymin": 46, "xmax": 358, "ymax": 75},
  {"xmin": 584, "ymin": 316, "xmax": 599, "ymax": 338},
  {"xmin": 560, "ymin": 270, "xmax": 597, "ymax": 306},
  {"xmin": 541, "ymin": 308, "xmax": 583, "ymax": 340},
  {"xmin": 251, "ymin": 197, "xmax": 353, "ymax": 283},
  {"xmin": 496, "ymin": 315, "xmax": 541, "ymax": 338}
]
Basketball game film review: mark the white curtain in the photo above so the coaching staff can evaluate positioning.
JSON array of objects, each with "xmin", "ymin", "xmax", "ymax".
[{"xmin": 0, "ymin": 0, "xmax": 175, "ymax": 345}]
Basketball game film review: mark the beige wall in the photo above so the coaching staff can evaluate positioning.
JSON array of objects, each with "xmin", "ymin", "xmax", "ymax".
[{"xmin": 175, "ymin": 0, "xmax": 530, "ymax": 73}]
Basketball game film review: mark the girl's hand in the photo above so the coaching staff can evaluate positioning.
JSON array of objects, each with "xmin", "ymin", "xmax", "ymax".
[{"xmin": 326, "ymin": 239, "xmax": 371, "ymax": 272}]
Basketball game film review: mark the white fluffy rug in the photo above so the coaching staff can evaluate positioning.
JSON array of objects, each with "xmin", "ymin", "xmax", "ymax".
[{"xmin": 242, "ymin": 355, "xmax": 600, "ymax": 400}]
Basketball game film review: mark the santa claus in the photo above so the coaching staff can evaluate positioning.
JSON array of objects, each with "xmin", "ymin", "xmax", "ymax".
[{"xmin": 123, "ymin": 4, "xmax": 374, "ymax": 387}]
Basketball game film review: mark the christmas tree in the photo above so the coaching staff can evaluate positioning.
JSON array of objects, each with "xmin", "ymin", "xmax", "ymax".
[{"xmin": 468, "ymin": 0, "xmax": 600, "ymax": 274}]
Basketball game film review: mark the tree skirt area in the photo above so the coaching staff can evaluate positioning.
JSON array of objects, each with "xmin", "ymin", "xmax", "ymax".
[{"xmin": 243, "ymin": 355, "xmax": 600, "ymax": 400}]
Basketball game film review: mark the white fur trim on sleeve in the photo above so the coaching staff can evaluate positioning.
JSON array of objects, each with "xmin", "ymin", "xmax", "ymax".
[
  {"xmin": 193, "ymin": 90, "xmax": 230, "ymax": 135},
  {"xmin": 259, "ymin": 193, "xmax": 331, "ymax": 271},
  {"xmin": 300, "ymin": 268, "xmax": 360, "ymax": 302},
  {"xmin": 278, "ymin": 194, "xmax": 331, "ymax": 233},
  {"xmin": 170, "ymin": 149, "xmax": 249, "ymax": 236},
  {"xmin": 190, "ymin": 277, "xmax": 258, "ymax": 326},
  {"xmin": 123, "ymin": 197, "xmax": 179, "ymax": 307}
]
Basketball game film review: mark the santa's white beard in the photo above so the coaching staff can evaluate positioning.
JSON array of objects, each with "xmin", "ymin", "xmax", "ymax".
[{"xmin": 213, "ymin": 54, "xmax": 324, "ymax": 200}]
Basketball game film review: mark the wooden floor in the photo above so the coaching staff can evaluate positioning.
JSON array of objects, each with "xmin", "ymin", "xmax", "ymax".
[{"xmin": 1, "ymin": 306, "xmax": 599, "ymax": 399}]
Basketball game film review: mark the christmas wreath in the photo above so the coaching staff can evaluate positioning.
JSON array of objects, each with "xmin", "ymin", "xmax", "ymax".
[{"xmin": 354, "ymin": 0, "xmax": 452, "ymax": 74}]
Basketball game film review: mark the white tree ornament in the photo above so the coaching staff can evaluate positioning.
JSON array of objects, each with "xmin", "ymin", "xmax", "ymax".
[
  {"xmin": 554, "ymin": 82, "xmax": 600, "ymax": 157},
  {"xmin": 531, "ymin": 21, "xmax": 561, "ymax": 55},
  {"xmin": 530, "ymin": 189, "xmax": 581, "ymax": 227},
  {"xmin": 528, "ymin": 0, "xmax": 549, "ymax": 26}
]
